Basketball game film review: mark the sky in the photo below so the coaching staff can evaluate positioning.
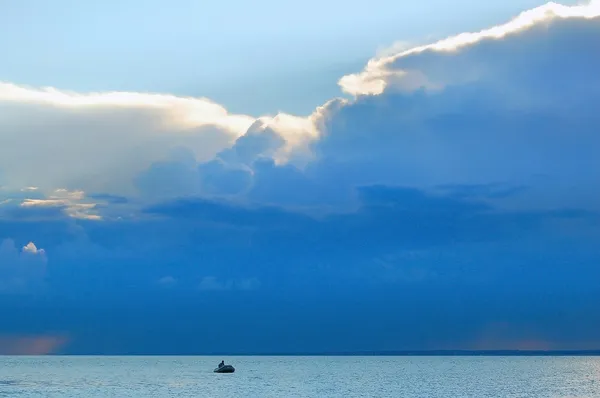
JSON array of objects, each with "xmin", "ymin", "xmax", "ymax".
[{"xmin": 0, "ymin": 0, "xmax": 599, "ymax": 354}]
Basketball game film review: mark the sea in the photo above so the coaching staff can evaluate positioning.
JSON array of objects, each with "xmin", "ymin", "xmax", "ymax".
[{"xmin": 1, "ymin": 356, "xmax": 599, "ymax": 397}]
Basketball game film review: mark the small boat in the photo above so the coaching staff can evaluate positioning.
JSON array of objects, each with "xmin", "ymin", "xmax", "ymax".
[{"xmin": 214, "ymin": 364, "xmax": 235, "ymax": 373}]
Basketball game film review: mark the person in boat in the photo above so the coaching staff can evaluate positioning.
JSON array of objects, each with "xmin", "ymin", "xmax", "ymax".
[{"xmin": 218, "ymin": 360, "xmax": 225, "ymax": 368}]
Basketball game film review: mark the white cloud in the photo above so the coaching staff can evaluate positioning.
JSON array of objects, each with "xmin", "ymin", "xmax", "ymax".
[
  {"xmin": 0, "ymin": 81, "xmax": 325, "ymax": 196},
  {"xmin": 0, "ymin": 239, "xmax": 47, "ymax": 293},
  {"xmin": 0, "ymin": 82, "xmax": 254, "ymax": 134},
  {"xmin": 0, "ymin": 83, "xmax": 255, "ymax": 195},
  {"xmin": 339, "ymin": 1, "xmax": 600, "ymax": 96},
  {"xmin": 15, "ymin": 189, "xmax": 102, "ymax": 220},
  {"xmin": 0, "ymin": 186, "xmax": 125, "ymax": 220},
  {"xmin": 21, "ymin": 242, "xmax": 44, "ymax": 255}
]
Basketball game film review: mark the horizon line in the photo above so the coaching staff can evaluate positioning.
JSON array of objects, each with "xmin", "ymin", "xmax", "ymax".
[{"xmin": 5, "ymin": 350, "xmax": 600, "ymax": 357}]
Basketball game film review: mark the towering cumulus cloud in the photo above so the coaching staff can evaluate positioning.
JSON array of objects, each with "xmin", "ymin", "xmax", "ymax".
[
  {"xmin": 0, "ymin": 1, "xmax": 599, "ymax": 353},
  {"xmin": 317, "ymin": 0, "xmax": 600, "ymax": 210}
]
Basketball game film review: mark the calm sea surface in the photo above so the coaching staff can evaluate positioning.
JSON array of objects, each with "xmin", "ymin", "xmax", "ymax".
[{"xmin": 1, "ymin": 356, "xmax": 599, "ymax": 397}]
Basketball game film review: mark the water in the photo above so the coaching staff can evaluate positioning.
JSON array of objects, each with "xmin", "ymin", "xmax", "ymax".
[{"xmin": 1, "ymin": 356, "xmax": 599, "ymax": 397}]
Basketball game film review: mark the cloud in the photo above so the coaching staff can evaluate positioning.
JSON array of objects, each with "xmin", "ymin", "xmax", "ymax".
[
  {"xmin": 0, "ymin": 239, "xmax": 47, "ymax": 293},
  {"xmin": 0, "ymin": 82, "xmax": 254, "ymax": 133},
  {"xmin": 123, "ymin": 1, "xmax": 600, "ymax": 213},
  {"xmin": 0, "ymin": 82, "xmax": 325, "ymax": 197},
  {"xmin": 1, "ymin": 188, "xmax": 104, "ymax": 220},
  {"xmin": 134, "ymin": 148, "xmax": 203, "ymax": 199},
  {"xmin": 140, "ymin": 184, "xmax": 597, "ymax": 272},
  {"xmin": 339, "ymin": 0, "xmax": 600, "ymax": 95},
  {"xmin": 144, "ymin": 196, "xmax": 316, "ymax": 228},
  {"xmin": 132, "ymin": 105, "xmax": 337, "ymax": 200},
  {"xmin": 302, "ymin": 5, "xmax": 600, "ymax": 212},
  {"xmin": 198, "ymin": 158, "xmax": 253, "ymax": 196},
  {"xmin": 0, "ymin": 83, "xmax": 253, "ymax": 195}
]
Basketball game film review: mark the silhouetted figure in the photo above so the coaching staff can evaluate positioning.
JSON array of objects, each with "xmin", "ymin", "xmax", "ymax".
[{"xmin": 214, "ymin": 360, "xmax": 235, "ymax": 373}]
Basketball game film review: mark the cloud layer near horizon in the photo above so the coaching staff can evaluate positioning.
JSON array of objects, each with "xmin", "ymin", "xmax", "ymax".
[{"xmin": 1, "ymin": 1, "xmax": 600, "ymax": 353}]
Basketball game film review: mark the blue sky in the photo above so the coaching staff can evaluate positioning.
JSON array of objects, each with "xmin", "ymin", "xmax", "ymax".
[{"xmin": 1, "ymin": 0, "xmax": 600, "ymax": 354}]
